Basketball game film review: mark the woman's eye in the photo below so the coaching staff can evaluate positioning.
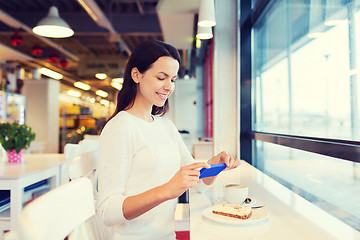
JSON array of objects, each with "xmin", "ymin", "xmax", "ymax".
[
  {"xmin": 157, "ymin": 77, "xmax": 165, "ymax": 80},
  {"xmin": 171, "ymin": 79, "xmax": 176, "ymax": 83}
]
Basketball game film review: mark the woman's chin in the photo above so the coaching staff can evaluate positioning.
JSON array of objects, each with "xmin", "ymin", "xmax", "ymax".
[{"xmin": 154, "ymin": 102, "xmax": 165, "ymax": 107}]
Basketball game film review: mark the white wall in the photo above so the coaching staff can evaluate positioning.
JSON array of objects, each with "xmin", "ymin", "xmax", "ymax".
[
  {"xmin": 213, "ymin": 0, "xmax": 240, "ymax": 157},
  {"xmin": 174, "ymin": 78, "xmax": 197, "ymax": 138},
  {"xmin": 24, "ymin": 79, "xmax": 60, "ymax": 153},
  {"xmin": 167, "ymin": 78, "xmax": 198, "ymax": 152}
]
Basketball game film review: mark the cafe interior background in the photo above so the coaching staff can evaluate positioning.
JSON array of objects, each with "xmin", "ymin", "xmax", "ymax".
[{"xmin": 0, "ymin": 0, "xmax": 359, "ymax": 235}]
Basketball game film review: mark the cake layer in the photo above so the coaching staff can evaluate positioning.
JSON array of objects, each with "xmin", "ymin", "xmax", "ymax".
[
  {"xmin": 212, "ymin": 204, "xmax": 252, "ymax": 219},
  {"xmin": 213, "ymin": 210, "xmax": 252, "ymax": 219}
]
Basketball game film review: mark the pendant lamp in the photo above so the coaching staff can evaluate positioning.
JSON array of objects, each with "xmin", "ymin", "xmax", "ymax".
[
  {"xmin": 198, "ymin": 0, "xmax": 216, "ymax": 27},
  {"xmin": 196, "ymin": 26, "xmax": 213, "ymax": 40},
  {"xmin": 33, "ymin": 6, "xmax": 74, "ymax": 38}
]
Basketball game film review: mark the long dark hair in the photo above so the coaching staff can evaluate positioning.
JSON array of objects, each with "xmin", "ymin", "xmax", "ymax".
[{"xmin": 107, "ymin": 40, "xmax": 181, "ymax": 122}]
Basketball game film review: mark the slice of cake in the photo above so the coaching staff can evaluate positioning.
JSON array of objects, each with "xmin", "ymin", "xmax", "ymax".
[{"xmin": 212, "ymin": 204, "xmax": 252, "ymax": 219}]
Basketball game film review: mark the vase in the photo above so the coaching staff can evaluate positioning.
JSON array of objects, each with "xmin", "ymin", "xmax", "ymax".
[{"xmin": 7, "ymin": 149, "xmax": 24, "ymax": 163}]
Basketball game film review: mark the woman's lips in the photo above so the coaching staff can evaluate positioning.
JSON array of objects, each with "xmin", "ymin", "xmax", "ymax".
[{"xmin": 157, "ymin": 92, "xmax": 168, "ymax": 100}]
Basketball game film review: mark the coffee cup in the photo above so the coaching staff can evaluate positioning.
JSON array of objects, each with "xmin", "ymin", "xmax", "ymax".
[{"xmin": 224, "ymin": 184, "xmax": 248, "ymax": 204}]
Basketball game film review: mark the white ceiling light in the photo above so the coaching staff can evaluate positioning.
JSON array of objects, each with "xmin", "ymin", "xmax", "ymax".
[
  {"xmin": 33, "ymin": 6, "xmax": 74, "ymax": 38},
  {"xmin": 67, "ymin": 90, "xmax": 81, "ymax": 98},
  {"xmin": 74, "ymin": 81, "xmax": 91, "ymax": 91},
  {"xmin": 96, "ymin": 90, "xmax": 108, "ymax": 98},
  {"xmin": 95, "ymin": 73, "xmax": 107, "ymax": 80},
  {"xmin": 112, "ymin": 77, "xmax": 124, "ymax": 83},
  {"xmin": 111, "ymin": 82, "xmax": 123, "ymax": 91},
  {"xmin": 39, "ymin": 68, "xmax": 63, "ymax": 80},
  {"xmin": 196, "ymin": 26, "xmax": 213, "ymax": 40},
  {"xmin": 198, "ymin": 0, "xmax": 216, "ymax": 27},
  {"xmin": 100, "ymin": 99, "xmax": 110, "ymax": 107}
]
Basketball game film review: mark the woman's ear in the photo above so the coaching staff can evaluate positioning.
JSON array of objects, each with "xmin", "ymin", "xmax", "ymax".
[{"xmin": 131, "ymin": 67, "xmax": 141, "ymax": 83}]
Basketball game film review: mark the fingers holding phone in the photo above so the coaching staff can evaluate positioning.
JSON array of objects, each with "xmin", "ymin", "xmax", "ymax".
[{"xmin": 163, "ymin": 162, "xmax": 210, "ymax": 200}]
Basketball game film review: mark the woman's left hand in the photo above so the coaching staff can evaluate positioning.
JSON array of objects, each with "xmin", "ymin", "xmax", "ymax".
[{"xmin": 208, "ymin": 151, "xmax": 240, "ymax": 171}]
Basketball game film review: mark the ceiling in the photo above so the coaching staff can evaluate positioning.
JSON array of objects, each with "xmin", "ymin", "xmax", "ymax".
[{"xmin": 0, "ymin": 0, "xmax": 200, "ymax": 101}]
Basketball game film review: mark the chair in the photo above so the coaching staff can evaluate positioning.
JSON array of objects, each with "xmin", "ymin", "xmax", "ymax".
[
  {"xmin": 62, "ymin": 143, "xmax": 84, "ymax": 185},
  {"xmin": 62, "ymin": 139, "xmax": 99, "ymax": 185},
  {"xmin": 69, "ymin": 151, "xmax": 99, "ymax": 200},
  {"xmin": 78, "ymin": 138, "xmax": 99, "ymax": 152},
  {"xmin": 68, "ymin": 150, "xmax": 110, "ymax": 240},
  {"xmin": 14, "ymin": 177, "xmax": 95, "ymax": 240},
  {"xmin": 0, "ymin": 143, "xmax": 7, "ymax": 162},
  {"xmin": 63, "ymin": 143, "xmax": 85, "ymax": 164},
  {"xmin": 69, "ymin": 151, "xmax": 98, "ymax": 180},
  {"xmin": 83, "ymin": 134, "xmax": 100, "ymax": 140}
]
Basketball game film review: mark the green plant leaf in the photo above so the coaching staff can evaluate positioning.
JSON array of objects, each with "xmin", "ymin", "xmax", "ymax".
[{"xmin": 0, "ymin": 121, "xmax": 36, "ymax": 153}]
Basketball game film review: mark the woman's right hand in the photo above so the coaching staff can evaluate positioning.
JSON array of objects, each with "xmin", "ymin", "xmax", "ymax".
[{"xmin": 162, "ymin": 162, "xmax": 210, "ymax": 200}]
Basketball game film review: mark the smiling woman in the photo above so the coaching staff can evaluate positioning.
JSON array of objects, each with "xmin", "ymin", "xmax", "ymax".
[{"xmin": 96, "ymin": 40, "xmax": 240, "ymax": 240}]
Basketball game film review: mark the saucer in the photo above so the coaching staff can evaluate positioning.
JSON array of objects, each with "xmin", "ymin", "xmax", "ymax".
[{"xmin": 202, "ymin": 207, "xmax": 268, "ymax": 225}]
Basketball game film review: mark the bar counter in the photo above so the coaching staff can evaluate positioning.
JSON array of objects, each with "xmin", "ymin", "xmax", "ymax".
[{"xmin": 189, "ymin": 160, "xmax": 360, "ymax": 240}]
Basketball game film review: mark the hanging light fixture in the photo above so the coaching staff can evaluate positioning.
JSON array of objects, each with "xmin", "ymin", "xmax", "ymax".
[
  {"xmin": 33, "ymin": 6, "xmax": 74, "ymax": 38},
  {"xmin": 111, "ymin": 82, "xmax": 123, "ymax": 91},
  {"xmin": 67, "ymin": 90, "xmax": 81, "ymax": 98},
  {"xmin": 39, "ymin": 68, "xmax": 63, "ymax": 80},
  {"xmin": 100, "ymin": 99, "xmax": 110, "ymax": 107},
  {"xmin": 196, "ymin": 26, "xmax": 213, "ymax": 40},
  {"xmin": 198, "ymin": 0, "xmax": 216, "ymax": 27},
  {"xmin": 96, "ymin": 90, "xmax": 108, "ymax": 98},
  {"xmin": 74, "ymin": 81, "xmax": 91, "ymax": 91},
  {"xmin": 95, "ymin": 73, "xmax": 107, "ymax": 80},
  {"xmin": 112, "ymin": 77, "xmax": 124, "ymax": 83}
]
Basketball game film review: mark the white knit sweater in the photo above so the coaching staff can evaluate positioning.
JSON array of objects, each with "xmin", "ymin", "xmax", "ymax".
[{"xmin": 97, "ymin": 111, "xmax": 195, "ymax": 240}]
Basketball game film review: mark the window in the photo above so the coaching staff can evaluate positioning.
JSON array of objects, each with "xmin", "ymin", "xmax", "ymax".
[
  {"xmin": 253, "ymin": 0, "xmax": 359, "ymax": 140},
  {"xmin": 243, "ymin": 0, "xmax": 360, "ymax": 230}
]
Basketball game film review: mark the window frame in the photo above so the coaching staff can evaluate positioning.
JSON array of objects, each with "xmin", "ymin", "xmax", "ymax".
[{"xmin": 240, "ymin": 0, "xmax": 360, "ymax": 165}]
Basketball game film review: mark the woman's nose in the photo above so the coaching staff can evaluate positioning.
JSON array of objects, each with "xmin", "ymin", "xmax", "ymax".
[{"xmin": 164, "ymin": 79, "xmax": 174, "ymax": 91}]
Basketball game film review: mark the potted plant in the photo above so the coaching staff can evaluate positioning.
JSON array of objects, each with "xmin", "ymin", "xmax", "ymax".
[{"xmin": 0, "ymin": 121, "xmax": 36, "ymax": 163}]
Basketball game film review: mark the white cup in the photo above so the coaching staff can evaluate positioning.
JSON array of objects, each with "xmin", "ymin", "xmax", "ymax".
[{"xmin": 224, "ymin": 184, "xmax": 248, "ymax": 204}]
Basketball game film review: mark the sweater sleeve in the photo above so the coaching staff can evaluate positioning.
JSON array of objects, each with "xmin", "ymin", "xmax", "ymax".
[
  {"xmin": 96, "ymin": 117, "xmax": 132, "ymax": 226},
  {"xmin": 164, "ymin": 118, "xmax": 211, "ymax": 192}
]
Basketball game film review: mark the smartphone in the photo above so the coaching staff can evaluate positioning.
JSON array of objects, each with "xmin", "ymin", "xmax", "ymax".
[{"xmin": 199, "ymin": 163, "xmax": 227, "ymax": 179}]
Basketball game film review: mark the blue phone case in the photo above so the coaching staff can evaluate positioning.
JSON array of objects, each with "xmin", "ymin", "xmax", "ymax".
[{"xmin": 199, "ymin": 163, "xmax": 227, "ymax": 179}]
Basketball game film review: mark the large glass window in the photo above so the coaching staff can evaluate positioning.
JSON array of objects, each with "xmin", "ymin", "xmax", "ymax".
[
  {"xmin": 253, "ymin": 0, "xmax": 360, "ymax": 140},
  {"xmin": 250, "ymin": 0, "xmax": 360, "ymax": 230},
  {"xmin": 254, "ymin": 140, "xmax": 360, "ymax": 229}
]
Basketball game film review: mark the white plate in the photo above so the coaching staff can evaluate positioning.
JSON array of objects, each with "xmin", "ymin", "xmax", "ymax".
[{"xmin": 202, "ymin": 207, "xmax": 268, "ymax": 225}]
